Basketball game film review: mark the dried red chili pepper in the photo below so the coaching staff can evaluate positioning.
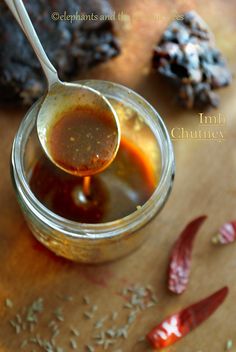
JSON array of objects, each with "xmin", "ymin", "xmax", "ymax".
[
  {"xmin": 168, "ymin": 215, "xmax": 207, "ymax": 294},
  {"xmin": 146, "ymin": 286, "xmax": 228, "ymax": 349},
  {"xmin": 212, "ymin": 221, "xmax": 236, "ymax": 244}
]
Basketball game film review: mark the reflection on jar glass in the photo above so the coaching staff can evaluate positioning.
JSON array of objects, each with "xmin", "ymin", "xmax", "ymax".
[{"xmin": 11, "ymin": 80, "xmax": 175, "ymax": 263}]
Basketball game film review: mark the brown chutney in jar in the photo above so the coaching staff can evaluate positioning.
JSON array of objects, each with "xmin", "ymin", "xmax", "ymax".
[
  {"xmin": 30, "ymin": 136, "xmax": 157, "ymax": 223},
  {"xmin": 29, "ymin": 98, "xmax": 159, "ymax": 223}
]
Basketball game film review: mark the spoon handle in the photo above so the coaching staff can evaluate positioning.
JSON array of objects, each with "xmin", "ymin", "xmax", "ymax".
[{"xmin": 4, "ymin": 0, "xmax": 59, "ymax": 88}]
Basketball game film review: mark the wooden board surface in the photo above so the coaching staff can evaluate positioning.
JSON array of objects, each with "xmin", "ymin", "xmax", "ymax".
[{"xmin": 0, "ymin": 0, "xmax": 236, "ymax": 350}]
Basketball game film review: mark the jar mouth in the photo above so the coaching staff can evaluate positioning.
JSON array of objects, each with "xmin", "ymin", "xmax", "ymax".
[{"xmin": 12, "ymin": 80, "xmax": 175, "ymax": 240}]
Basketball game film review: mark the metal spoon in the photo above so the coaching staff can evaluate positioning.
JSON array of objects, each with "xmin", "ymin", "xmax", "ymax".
[{"xmin": 5, "ymin": 0, "xmax": 120, "ymax": 176}]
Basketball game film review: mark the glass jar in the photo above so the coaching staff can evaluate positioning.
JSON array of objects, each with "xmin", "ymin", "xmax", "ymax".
[{"xmin": 11, "ymin": 80, "xmax": 175, "ymax": 263}]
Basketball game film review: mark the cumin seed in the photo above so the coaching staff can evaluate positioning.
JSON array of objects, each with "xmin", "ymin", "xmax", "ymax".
[
  {"xmin": 5, "ymin": 298, "xmax": 13, "ymax": 308},
  {"xmin": 70, "ymin": 338, "xmax": 77, "ymax": 349},
  {"xmin": 20, "ymin": 339, "xmax": 28, "ymax": 348},
  {"xmin": 86, "ymin": 344, "xmax": 95, "ymax": 352},
  {"xmin": 111, "ymin": 311, "xmax": 118, "ymax": 321},
  {"xmin": 70, "ymin": 327, "xmax": 80, "ymax": 337},
  {"xmin": 83, "ymin": 296, "xmax": 90, "ymax": 305},
  {"xmin": 226, "ymin": 340, "xmax": 233, "ymax": 350}
]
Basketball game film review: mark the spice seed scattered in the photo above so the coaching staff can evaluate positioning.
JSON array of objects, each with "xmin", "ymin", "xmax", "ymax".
[
  {"xmin": 70, "ymin": 327, "xmax": 80, "ymax": 337},
  {"xmin": 5, "ymin": 298, "xmax": 13, "ymax": 308},
  {"xmin": 16, "ymin": 313, "xmax": 22, "ymax": 324},
  {"xmin": 26, "ymin": 297, "xmax": 44, "ymax": 323},
  {"xmin": 54, "ymin": 307, "xmax": 64, "ymax": 322},
  {"xmin": 86, "ymin": 344, "xmax": 95, "ymax": 352},
  {"xmin": 92, "ymin": 304, "xmax": 98, "ymax": 312},
  {"xmin": 70, "ymin": 338, "xmax": 77, "ymax": 349},
  {"xmin": 84, "ymin": 311, "xmax": 93, "ymax": 319},
  {"xmin": 20, "ymin": 339, "xmax": 28, "ymax": 348},
  {"xmin": 123, "ymin": 302, "xmax": 133, "ymax": 309},
  {"xmin": 111, "ymin": 311, "xmax": 118, "ymax": 321},
  {"xmin": 57, "ymin": 294, "xmax": 74, "ymax": 302},
  {"xmin": 104, "ymin": 338, "xmax": 114, "ymax": 349},
  {"xmin": 226, "ymin": 339, "xmax": 233, "ymax": 350},
  {"xmin": 83, "ymin": 296, "xmax": 90, "ymax": 305}
]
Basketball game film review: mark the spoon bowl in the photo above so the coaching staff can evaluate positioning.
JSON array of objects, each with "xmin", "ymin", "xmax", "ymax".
[{"xmin": 37, "ymin": 81, "xmax": 120, "ymax": 176}]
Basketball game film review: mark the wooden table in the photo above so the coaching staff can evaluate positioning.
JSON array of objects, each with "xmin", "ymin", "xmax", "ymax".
[{"xmin": 0, "ymin": 0, "xmax": 236, "ymax": 351}]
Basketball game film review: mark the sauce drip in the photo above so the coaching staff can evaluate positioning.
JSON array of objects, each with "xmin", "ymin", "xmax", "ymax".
[
  {"xmin": 47, "ymin": 106, "xmax": 119, "ymax": 176},
  {"xmin": 30, "ymin": 138, "xmax": 156, "ymax": 223}
]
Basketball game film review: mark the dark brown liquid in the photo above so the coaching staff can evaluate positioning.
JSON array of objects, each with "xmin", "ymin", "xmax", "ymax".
[
  {"xmin": 47, "ymin": 106, "xmax": 119, "ymax": 176},
  {"xmin": 30, "ymin": 138, "xmax": 156, "ymax": 223}
]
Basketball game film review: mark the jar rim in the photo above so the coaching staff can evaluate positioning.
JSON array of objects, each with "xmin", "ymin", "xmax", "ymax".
[{"xmin": 12, "ymin": 80, "xmax": 175, "ymax": 239}]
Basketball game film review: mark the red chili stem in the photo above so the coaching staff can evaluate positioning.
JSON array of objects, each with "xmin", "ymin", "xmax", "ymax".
[
  {"xmin": 168, "ymin": 215, "xmax": 207, "ymax": 294},
  {"xmin": 146, "ymin": 286, "xmax": 228, "ymax": 349}
]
